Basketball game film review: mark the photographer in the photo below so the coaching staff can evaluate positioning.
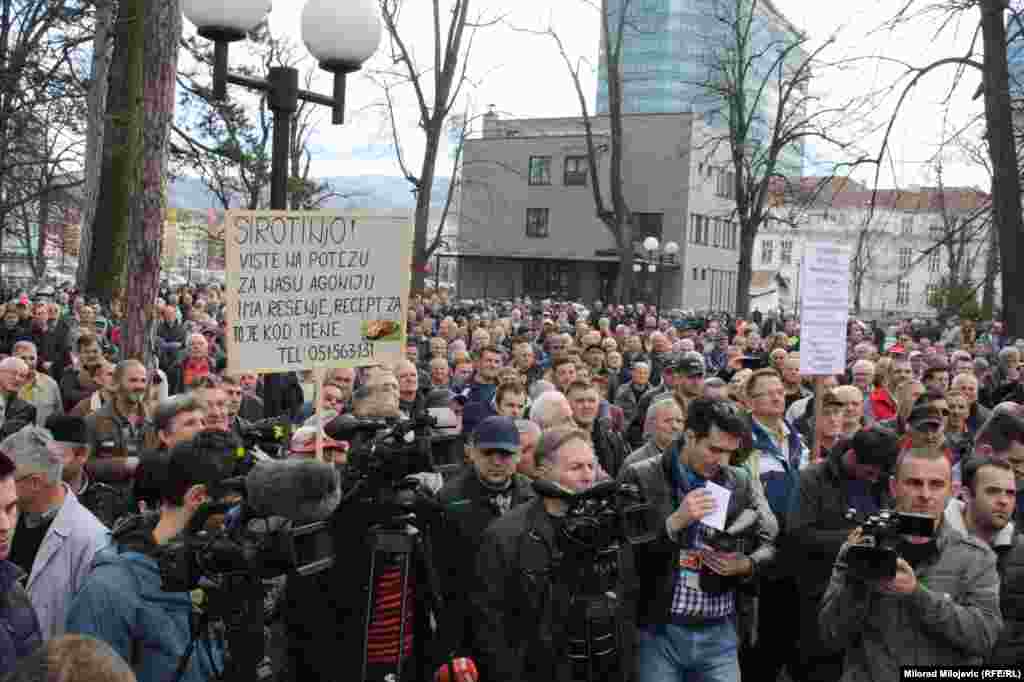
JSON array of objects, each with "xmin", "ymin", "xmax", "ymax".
[
  {"xmin": 619, "ymin": 399, "xmax": 776, "ymax": 682},
  {"xmin": 819, "ymin": 446, "xmax": 1003, "ymax": 678},
  {"xmin": 65, "ymin": 429, "xmax": 237, "ymax": 682},
  {"xmin": 471, "ymin": 426, "xmax": 598, "ymax": 682},
  {"xmin": 785, "ymin": 425, "xmax": 899, "ymax": 682}
]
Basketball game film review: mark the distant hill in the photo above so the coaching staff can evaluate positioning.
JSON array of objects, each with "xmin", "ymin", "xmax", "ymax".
[{"xmin": 168, "ymin": 175, "xmax": 451, "ymax": 210}]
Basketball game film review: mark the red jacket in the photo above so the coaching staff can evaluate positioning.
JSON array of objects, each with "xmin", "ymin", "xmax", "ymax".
[{"xmin": 869, "ymin": 386, "xmax": 897, "ymax": 422}]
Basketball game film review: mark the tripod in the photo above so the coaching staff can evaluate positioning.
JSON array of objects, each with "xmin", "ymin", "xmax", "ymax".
[{"xmin": 172, "ymin": 573, "xmax": 272, "ymax": 682}]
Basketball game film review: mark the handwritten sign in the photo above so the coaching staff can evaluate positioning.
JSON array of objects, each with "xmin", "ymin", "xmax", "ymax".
[
  {"xmin": 799, "ymin": 242, "xmax": 850, "ymax": 376},
  {"xmin": 223, "ymin": 210, "xmax": 413, "ymax": 374}
]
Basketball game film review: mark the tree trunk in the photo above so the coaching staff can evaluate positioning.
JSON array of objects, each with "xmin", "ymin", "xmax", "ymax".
[
  {"xmin": 982, "ymin": 221, "xmax": 999, "ymax": 318},
  {"xmin": 734, "ymin": 220, "xmax": 756, "ymax": 318},
  {"xmin": 34, "ymin": 186, "xmax": 49, "ymax": 278},
  {"xmin": 86, "ymin": 0, "xmax": 143, "ymax": 301},
  {"xmin": 76, "ymin": 0, "xmax": 114, "ymax": 288},
  {"xmin": 615, "ymin": 225, "xmax": 633, "ymax": 304},
  {"xmin": 411, "ymin": 130, "xmax": 442, "ymax": 293},
  {"xmin": 120, "ymin": 0, "xmax": 179, "ymax": 363},
  {"xmin": 980, "ymin": 0, "xmax": 1024, "ymax": 338}
]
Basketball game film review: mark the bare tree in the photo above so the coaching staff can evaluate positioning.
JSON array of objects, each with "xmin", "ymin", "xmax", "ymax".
[
  {"xmin": 873, "ymin": 0, "xmax": 1023, "ymax": 335},
  {"xmin": 370, "ymin": 0, "xmax": 494, "ymax": 292},
  {"xmin": 687, "ymin": 0, "xmax": 870, "ymax": 317}
]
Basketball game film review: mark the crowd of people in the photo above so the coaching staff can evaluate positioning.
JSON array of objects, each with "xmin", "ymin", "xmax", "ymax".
[{"xmin": 0, "ymin": 283, "xmax": 1018, "ymax": 681}]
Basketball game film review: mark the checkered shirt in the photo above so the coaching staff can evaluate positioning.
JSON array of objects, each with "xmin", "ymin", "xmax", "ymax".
[{"xmin": 670, "ymin": 523, "xmax": 736, "ymax": 620}]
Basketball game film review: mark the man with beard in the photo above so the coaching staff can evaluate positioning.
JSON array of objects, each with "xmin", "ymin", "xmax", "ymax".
[
  {"xmin": 68, "ymin": 362, "xmax": 114, "ymax": 418},
  {"xmin": 819, "ymin": 446, "xmax": 1001, "ymax": 678},
  {"xmin": 59, "ymin": 334, "xmax": 104, "ymax": 413},
  {"xmin": 943, "ymin": 456, "xmax": 1024, "ymax": 665},
  {"xmin": 83, "ymin": 360, "xmax": 149, "ymax": 488},
  {"xmin": 437, "ymin": 417, "xmax": 534, "ymax": 657}
]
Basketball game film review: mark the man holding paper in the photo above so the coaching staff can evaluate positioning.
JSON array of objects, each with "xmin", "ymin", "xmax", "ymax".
[{"xmin": 619, "ymin": 399, "xmax": 777, "ymax": 682}]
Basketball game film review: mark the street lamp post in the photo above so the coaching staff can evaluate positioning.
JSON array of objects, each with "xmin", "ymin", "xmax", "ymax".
[
  {"xmin": 642, "ymin": 237, "xmax": 679, "ymax": 326},
  {"xmin": 182, "ymin": 0, "xmax": 382, "ymax": 211}
]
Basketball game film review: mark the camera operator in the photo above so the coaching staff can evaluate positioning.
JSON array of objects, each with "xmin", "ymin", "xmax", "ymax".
[
  {"xmin": 65, "ymin": 429, "xmax": 238, "ymax": 682},
  {"xmin": 785, "ymin": 425, "xmax": 900, "ymax": 682},
  {"xmin": 437, "ymin": 417, "xmax": 535, "ymax": 656},
  {"xmin": 819, "ymin": 446, "xmax": 1003, "ymax": 678},
  {"xmin": 471, "ymin": 425, "xmax": 598, "ymax": 682},
  {"xmin": 132, "ymin": 395, "xmax": 206, "ymax": 514},
  {"xmin": 618, "ymin": 399, "xmax": 776, "ymax": 682}
]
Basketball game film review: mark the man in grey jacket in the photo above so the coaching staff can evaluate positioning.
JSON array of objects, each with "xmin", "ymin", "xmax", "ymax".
[{"xmin": 819, "ymin": 445, "xmax": 1002, "ymax": 680}]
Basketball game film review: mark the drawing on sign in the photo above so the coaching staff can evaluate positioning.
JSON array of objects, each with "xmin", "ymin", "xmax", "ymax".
[{"xmin": 223, "ymin": 209, "xmax": 414, "ymax": 375}]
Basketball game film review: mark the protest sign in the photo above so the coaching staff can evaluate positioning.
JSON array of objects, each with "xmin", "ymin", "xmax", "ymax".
[
  {"xmin": 799, "ymin": 242, "xmax": 851, "ymax": 376},
  {"xmin": 223, "ymin": 209, "xmax": 413, "ymax": 374}
]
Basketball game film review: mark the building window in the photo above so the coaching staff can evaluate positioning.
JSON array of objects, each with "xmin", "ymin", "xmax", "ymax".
[
  {"xmin": 693, "ymin": 267, "xmax": 699, "ymax": 280},
  {"xmin": 525, "ymin": 208, "xmax": 550, "ymax": 238},
  {"xmin": 901, "ymin": 216, "xmax": 913, "ymax": 236},
  {"xmin": 928, "ymin": 250, "xmax": 940, "ymax": 273},
  {"xmin": 715, "ymin": 167, "xmax": 735, "ymax": 199},
  {"xmin": 701, "ymin": 268, "xmax": 707, "ymax": 281},
  {"xmin": 712, "ymin": 218, "xmax": 721, "ymax": 247},
  {"xmin": 528, "ymin": 156, "xmax": 551, "ymax": 185},
  {"xmin": 925, "ymin": 283, "xmax": 937, "ymax": 305},
  {"xmin": 780, "ymin": 240, "xmax": 793, "ymax": 265},
  {"xmin": 929, "ymin": 224, "xmax": 944, "ymax": 241},
  {"xmin": 898, "ymin": 247, "xmax": 912, "ymax": 269},
  {"xmin": 896, "ymin": 278, "xmax": 910, "ymax": 306},
  {"xmin": 761, "ymin": 239, "xmax": 774, "ymax": 265},
  {"xmin": 563, "ymin": 156, "xmax": 588, "ymax": 186},
  {"xmin": 690, "ymin": 214, "xmax": 709, "ymax": 245}
]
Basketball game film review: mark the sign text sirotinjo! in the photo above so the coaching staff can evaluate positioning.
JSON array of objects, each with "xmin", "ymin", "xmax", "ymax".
[{"xmin": 224, "ymin": 210, "xmax": 413, "ymax": 374}]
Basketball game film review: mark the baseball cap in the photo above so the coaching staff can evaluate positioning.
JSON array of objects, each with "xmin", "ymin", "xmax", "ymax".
[
  {"xmin": 0, "ymin": 426, "xmax": 59, "ymax": 477},
  {"xmin": 471, "ymin": 416, "xmax": 520, "ymax": 453},
  {"xmin": 289, "ymin": 425, "xmax": 345, "ymax": 454},
  {"xmin": 671, "ymin": 356, "xmax": 705, "ymax": 376},
  {"xmin": 908, "ymin": 404, "xmax": 945, "ymax": 431},
  {"xmin": 45, "ymin": 415, "xmax": 88, "ymax": 445},
  {"xmin": 850, "ymin": 425, "xmax": 900, "ymax": 467}
]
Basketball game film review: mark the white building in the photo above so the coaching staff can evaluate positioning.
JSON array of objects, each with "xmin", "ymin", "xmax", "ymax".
[{"xmin": 751, "ymin": 180, "xmax": 995, "ymax": 320}]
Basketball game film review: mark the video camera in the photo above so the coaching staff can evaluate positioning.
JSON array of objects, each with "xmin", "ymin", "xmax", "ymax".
[
  {"xmin": 843, "ymin": 508, "xmax": 935, "ymax": 580},
  {"xmin": 238, "ymin": 416, "xmax": 293, "ymax": 459}
]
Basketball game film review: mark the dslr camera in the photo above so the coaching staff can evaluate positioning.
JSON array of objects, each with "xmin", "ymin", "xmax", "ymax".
[{"xmin": 843, "ymin": 508, "xmax": 935, "ymax": 580}]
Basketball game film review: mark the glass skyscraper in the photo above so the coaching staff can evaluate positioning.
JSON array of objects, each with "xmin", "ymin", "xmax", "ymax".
[{"xmin": 596, "ymin": 0, "xmax": 806, "ymax": 175}]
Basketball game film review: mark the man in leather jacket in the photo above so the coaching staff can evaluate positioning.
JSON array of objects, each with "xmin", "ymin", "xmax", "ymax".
[{"xmin": 471, "ymin": 426, "xmax": 599, "ymax": 682}]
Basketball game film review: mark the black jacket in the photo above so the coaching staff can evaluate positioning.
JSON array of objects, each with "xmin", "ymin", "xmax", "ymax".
[
  {"xmin": 472, "ymin": 498, "xmax": 624, "ymax": 682},
  {"xmin": 618, "ymin": 447, "xmax": 777, "ymax": 633},
  {"xmin": 991, "ymin": 533, "xmax": 1024, "ymax": 665},
  {"xmin": 591, "ymin": 417, "xmax": 630, "ymax": 479},
  {"xmin": 437, "ymin": 469, "xmax": 535, "ymax": 654},
  {"xmin": 1, "ymin": 394, "xmax": 36, "ymax": 439},
  {"xmin": 786, "ymin": 447, "xmax": 891, "ymax": 597}
]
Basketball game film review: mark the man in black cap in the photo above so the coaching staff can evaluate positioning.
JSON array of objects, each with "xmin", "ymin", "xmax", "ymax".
[
  {"xmin": 46, "ymin": 415, "xmax": 130, "ymax": 529},
  {"xmin": 437, "ymin": 416, "xmax": 535, "ymax": 656},
  {"xmin": 785, "ymin": 425, "xmax": 900, "ymax": 682}
]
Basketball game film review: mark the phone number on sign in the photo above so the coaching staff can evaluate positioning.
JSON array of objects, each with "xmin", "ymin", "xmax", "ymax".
[{"xmin": 306, "ymin": 342, "xmax": 375, "ymax": 363}]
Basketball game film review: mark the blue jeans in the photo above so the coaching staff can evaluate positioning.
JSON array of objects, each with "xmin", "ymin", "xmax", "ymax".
[{"xmin": 635, "ymin": 620, "xmax": 740, "ymax": 682}]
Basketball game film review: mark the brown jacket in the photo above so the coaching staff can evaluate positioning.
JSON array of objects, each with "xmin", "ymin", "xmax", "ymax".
[{"xmin": 83, "ymin": 400, "xmax": 151, "ymax": 484}]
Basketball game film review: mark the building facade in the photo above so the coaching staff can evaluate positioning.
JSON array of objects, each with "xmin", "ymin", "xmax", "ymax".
[
  {"xmin": 456, "ymin": 111, "xmax": 740, "ymax": 310},
  {"xmin": 596, "ymin": 0, "xmax": 806, "ymax": 175},
  {"xmin": 753, "ymin": 183, "xmax": 995, "ymax": 320}
]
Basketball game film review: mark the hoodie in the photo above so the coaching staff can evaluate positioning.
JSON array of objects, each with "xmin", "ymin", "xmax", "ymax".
[{"xmin": 65, "ymin": 514, "xmax": 226, "ymax": 682}]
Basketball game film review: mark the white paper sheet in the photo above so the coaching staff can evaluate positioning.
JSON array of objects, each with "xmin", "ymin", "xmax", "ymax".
[{"xmin": 702, "ymin": 481, "xmax": 731, "ymax": 531}]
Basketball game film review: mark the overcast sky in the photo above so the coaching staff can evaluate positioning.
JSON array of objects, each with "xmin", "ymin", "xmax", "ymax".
[{"xmin": 185, "ymin": 0, "xmax": 991, "ymax": 190}]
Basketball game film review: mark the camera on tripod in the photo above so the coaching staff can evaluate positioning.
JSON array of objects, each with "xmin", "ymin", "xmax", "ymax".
[
  {"xmin": 843, "ymin": 508, "xmax": 935, "ymax": 580},
  {"xmin": 238, "ymin": 416, "xmax": 293, "ymax": 459}
]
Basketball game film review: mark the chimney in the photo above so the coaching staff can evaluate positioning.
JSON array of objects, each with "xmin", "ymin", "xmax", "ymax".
[{"xmin": 482, "ymin": 104, "xmax": 499, "ymax": 138}]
